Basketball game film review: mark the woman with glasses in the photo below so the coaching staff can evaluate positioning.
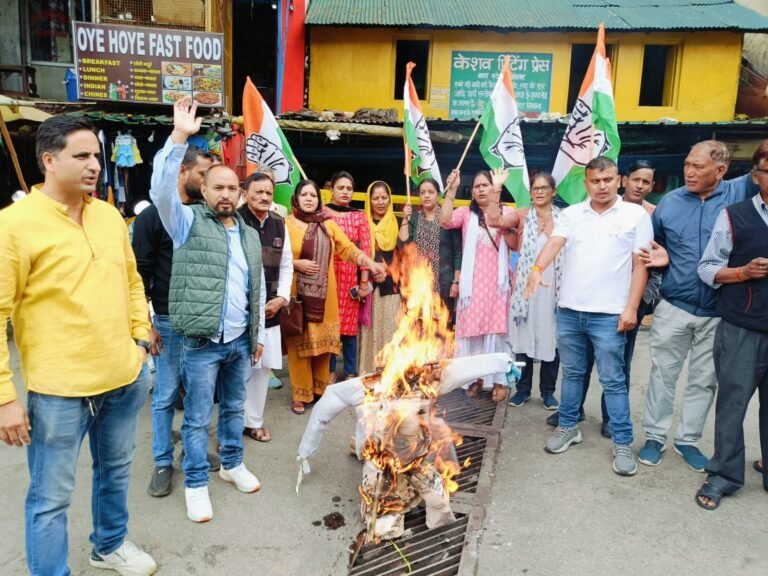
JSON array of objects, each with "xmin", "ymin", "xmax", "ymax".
[{"xmin": 507, "ymin": 173, "xmax": 562, "ymax": 410}]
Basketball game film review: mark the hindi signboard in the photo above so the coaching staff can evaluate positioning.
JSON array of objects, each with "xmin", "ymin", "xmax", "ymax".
[
  {"xmin": 449, "ymin": 51, "xmax": 553, "ymax": 119},
  {"xmin": 73, "ymin": 22, "xmax": 224, "ymax": 107}
]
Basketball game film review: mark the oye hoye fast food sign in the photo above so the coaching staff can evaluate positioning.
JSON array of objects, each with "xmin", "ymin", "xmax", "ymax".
[{"xmin": 73, "ymin": 22, "xmax": 225, "ymax": 107}]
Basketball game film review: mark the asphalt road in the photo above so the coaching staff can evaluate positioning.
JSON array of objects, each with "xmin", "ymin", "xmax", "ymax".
[{"xmin": 1, "ymin": 329, "xmax": 765, "ymax": 575}]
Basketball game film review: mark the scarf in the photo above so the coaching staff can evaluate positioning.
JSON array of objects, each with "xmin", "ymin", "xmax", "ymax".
[
  {"xmin": 364, "ymin": 181, "xmax": 399, "ymax": 252},
  {"xmin": 291, "ymin": 194, "xmax": 332, "ymax": 322},
  {"xmin": 458, "ymin": 208, "xmax": 509, "ymax": 311},
  {"xmin": 510, "ymin": 206, "xmax": 563, "ymax": 325},
  {"xmin": 325, "ymin": 203, "xmax": 357, "ymax": 213}
]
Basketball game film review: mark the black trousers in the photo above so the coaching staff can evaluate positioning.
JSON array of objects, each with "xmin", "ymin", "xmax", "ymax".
[
  {"xmin": 515, "ymin": 351, "xmax": 559, "ymax": 396},
  {"xmin": 705, "ymin": 320, "xmax": 768, "ymax": 494}
]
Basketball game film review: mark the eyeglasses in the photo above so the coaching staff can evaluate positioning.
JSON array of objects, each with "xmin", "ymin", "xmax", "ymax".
[
  {"xmin": 531, "ymin": 186, "xmax": 553, "ymax": 193},
  {"xmin": 753, "ymin": 168, "xmax": 768, "ymax": 175}
]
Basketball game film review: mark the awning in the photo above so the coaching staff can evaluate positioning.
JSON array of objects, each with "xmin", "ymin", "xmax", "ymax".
[{"xmin": 0, "ymin": 95, "xmax": 52, "ymax": 123}]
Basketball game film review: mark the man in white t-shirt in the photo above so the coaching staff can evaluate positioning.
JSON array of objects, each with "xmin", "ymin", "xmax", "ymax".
[{"xmin": 526, "ymin": 157, "xmax": 653, "ymax": 476}]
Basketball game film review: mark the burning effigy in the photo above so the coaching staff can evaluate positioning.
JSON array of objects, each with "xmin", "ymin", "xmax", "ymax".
[{"xmin": 297, "ymin": 245, "xmax": 521, "ymax": 542}]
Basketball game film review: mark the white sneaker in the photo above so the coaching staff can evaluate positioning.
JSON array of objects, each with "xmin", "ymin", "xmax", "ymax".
[
  {"xmin": 185, "ymin": 486, "xmax": 213, "ymax": 523},
  {"xmin": 89, "ymin": 540, "xmax": 157, "ymax": 575},
  {"xmin": 219, "ymin": 462, "xmax": 261, "ymax": 493}
]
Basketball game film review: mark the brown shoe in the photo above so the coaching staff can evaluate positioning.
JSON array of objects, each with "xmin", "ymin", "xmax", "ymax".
[{"xmin": 244, "ymin": 427, "xmax": 272, "ymax": 442}]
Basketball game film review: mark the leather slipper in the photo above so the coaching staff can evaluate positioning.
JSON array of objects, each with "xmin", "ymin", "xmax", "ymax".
[
  {"xmin": 695, "ymin": 482, "xmax": 725, "ymax": 511},
  {"xmin": 244, "ymin": 427, "xmax": 272, "ymax": 442}
]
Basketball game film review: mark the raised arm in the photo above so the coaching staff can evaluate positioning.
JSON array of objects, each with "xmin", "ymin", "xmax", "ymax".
[
  {"xmin": 149, "ymin": 97, "xmax": 201, "ymax": 248},
  {"xmin": 439, "ymin": 169, "xmax": 461, "ymax": 227}
]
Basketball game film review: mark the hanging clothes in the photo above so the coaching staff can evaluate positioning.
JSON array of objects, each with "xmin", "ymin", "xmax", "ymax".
[
  {"xmin": 187, "ymin": 134, "xmax": 210, "ymax": 151},
  {"xmin": 222, "ymin": 124, "xmax": 247, "ymax": 182},
  {"xmin": 111, "ymin": 133, "xmax": 143, "ymax": 168}
]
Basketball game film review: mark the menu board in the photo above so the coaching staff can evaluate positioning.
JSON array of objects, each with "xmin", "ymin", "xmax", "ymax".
[
  {"xmin": 449, "ymin": 51, "xmax": 553, "ymax": 120},
  {"xmin": 73, "ymin": 22, "xmax": 224, "ymax": 107}
]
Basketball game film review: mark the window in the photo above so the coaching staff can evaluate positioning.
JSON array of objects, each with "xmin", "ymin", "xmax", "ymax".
[
  {"xmin": 27, "ymin": 0, "xmax": 91, "ymax": 64},
  {"xmin": 566, "ymin": 43, "xmax": 615, "ymax": 112},
  {"xmin": 639, "ymin": 45, "xmax": 678, "ymax": 107},
  {"xmin": 394, "ymin": 39, "xmax": 430, "ymax": 100}
]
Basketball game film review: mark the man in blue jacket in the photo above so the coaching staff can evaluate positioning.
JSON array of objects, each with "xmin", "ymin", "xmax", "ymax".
[{"xmin": 638, "ymin": 140, "xmax": 758, "ymax": 471}]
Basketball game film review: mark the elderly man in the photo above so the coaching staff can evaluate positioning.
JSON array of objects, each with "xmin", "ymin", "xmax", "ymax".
[
  {"xmin": 693, "ymin": 142, "xmax": 768, "ymax": 510},
  {"xmin": 151, "ymin": 97, "xmax": 266, "ymax": 523},
  {"xmin": 238, "ymin": 172, "xmax": 293, "ymax": 442},
  {"xmin": 132, "ymin": 145, "xmax": 218, "ymax": 497},
  {"xmin": 0, "ymin": 115, "xmax": 156, "ymax": 574},
  {"xmin": 526, "ymin": 156, "xmax": 653, "ymax": 476},
  {"xmin": 637, "ymin": 141, "xmax": 758, "ymax": 471}
]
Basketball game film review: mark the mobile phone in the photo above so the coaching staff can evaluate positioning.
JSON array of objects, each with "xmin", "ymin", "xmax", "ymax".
[{"xmin": 349, "ymin": 286, "xmax": 359, "ymax": 300}]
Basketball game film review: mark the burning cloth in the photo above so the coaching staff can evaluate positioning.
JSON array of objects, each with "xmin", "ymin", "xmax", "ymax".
[
  {"xmin": 297, "ymin": 354, "xmax": 521, "ymax": 539},
  {"xmin": 296, "ymin": 245, "xmax": 522, "ymax": 540}
]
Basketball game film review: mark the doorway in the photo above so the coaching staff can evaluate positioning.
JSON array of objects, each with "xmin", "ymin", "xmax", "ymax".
[{"xmin": 232, "ymin": 0, "xmax": 277, "ymax": 114}]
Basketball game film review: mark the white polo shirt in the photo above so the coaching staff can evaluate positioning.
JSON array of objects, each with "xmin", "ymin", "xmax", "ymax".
[{"xmin": 552, "ymin": 196, "xmax": 653, "ymax": 314}]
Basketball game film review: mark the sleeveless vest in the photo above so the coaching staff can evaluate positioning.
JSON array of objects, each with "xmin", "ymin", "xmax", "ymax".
[
  {"xmin": 169, "ymin": 204, "xmax": 263, "ymax": 352},
  {"xmin": 718, "ymin": 199, "xmax": 768, "ymax": 333}
]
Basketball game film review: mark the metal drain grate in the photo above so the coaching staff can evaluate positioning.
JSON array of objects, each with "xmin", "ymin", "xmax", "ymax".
[
  {"xmin": 435, "ymin": 389, "xmax": 498, "ymax": 427},
  {"xmin": 454, "ymin": 436, "xmax": 487, "ymax": 494},
  {"xmin": 350, "ymin": 509, "xmax": 468, "ymax": 576}
]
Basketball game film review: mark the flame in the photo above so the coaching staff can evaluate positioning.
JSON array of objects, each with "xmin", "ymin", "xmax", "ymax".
[{"xmin": 359, "ymin": 244, "xmax": 463, "ymax": 520}]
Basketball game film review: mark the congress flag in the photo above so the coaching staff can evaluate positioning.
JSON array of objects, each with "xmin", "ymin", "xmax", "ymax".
[
  {"xmin": 403, "ymin": 62, "xmax": 443, "ymax": 194},
  {"xmin": 242, "ymin": 77, "xmax": 300, "ymax": 208},
  {"xmin": 552, "ymin": 24, "xmax": 621, "ymax": 205},
  {"xmin": 479, "ymin": 55, "xmax": 530, "ymax": 207}
]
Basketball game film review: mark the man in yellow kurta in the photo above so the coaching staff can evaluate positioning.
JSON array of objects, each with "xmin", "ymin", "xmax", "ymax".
[{"xmin": 0, "ymin": 115, "xmax": 157, "ymax": 576}]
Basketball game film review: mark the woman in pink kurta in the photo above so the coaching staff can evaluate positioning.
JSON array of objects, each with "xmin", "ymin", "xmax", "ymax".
[
  {"xmin": 441, "ymin": 169, "xmax": 519, "ymax": 402},
  {"xmin": 324, "ymin": 171, "xmax": 373, "ymax": 379}
]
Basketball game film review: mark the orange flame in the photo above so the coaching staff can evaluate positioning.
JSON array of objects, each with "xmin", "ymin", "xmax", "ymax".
[{"xmin": 360, "ymin": 244, "xmax": 463, "ymax": 518}]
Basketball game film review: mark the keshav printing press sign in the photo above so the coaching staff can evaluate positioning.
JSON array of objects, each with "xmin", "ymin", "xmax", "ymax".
[
  {"xmin": 73, "ymin": 22, "xmax": 224, "ymax": 107},
  {"xmin": 449, "ymin": 51, "xmax": 553, "ymax": 119}
]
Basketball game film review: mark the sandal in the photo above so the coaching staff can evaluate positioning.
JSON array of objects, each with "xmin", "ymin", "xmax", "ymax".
[
  {"xmin": 243, "ymin": 427, "xmax": 272, "ymax": 442},
  {"xmin": 464, "ymin": 380, "xmax": 482, "ymax": 398},
  {"xmin": 291, "ymin": 401, "xmax": 305, "ymax": 415},
  {"xmin": 695, "ymin": 482, "xmax": 725, "ymax": 511},
  {"xmin": 491, "ymin": 384, "xmax": 508, "ymax": 403}
]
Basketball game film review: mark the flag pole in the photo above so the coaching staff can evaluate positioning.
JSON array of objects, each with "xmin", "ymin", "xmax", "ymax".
[
  {"xmin": 455, "ymin": 117, "xmax": 481, "ymax": 172},
  {"xmin": 293, "ymin": 156, "xmax": 308, "ymax": 180}
]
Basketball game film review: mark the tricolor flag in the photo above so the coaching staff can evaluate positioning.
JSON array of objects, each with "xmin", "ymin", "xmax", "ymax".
[
  {"xmin": 403, "ymin": 62, "xmax": 443, "ymax": 195},
  {"xmin": 552, "ymin": 24, "xmax": 621, "ymax": 205},
  {"xmin": 242, "ymin": 77, "xmax": 301, "ymax": 208},
  {"xmin": 479, "ymin": 55, "xmax": 530, "ymax": 207}
]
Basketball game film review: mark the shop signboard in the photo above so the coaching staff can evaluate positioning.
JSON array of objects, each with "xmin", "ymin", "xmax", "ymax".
[
  {"xmin": 449, "ymin": 51, "xmax": 553, "ymax": 119},
  {"xmin": 73, "ymin": 22, "xmax": 224, "ymax": 107}
]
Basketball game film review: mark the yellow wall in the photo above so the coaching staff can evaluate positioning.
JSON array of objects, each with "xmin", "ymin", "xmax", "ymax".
[{"xmin": 308, "ymin": 27, "xmax": 742, "ymax": 122}]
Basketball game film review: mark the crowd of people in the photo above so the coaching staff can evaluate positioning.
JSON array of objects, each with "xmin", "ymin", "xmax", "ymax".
[{"xmin": 0, "ymin": 95, "xmax": 765, "ymax": 575}]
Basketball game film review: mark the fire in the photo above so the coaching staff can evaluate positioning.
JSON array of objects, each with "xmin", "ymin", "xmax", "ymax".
[{"xmin": 359, "ymin": 244, "xmax": 463, "ymax": 526}]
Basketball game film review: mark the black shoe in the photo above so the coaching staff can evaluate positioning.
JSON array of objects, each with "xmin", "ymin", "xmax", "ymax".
[
  {"xmin": 753, "ymin": 460, "xmax": 764, "ymax": 474},
  {"xmin": 178, "ymin": 450, "xmax": 222, "ymax": 472},
  {"xmin": 601, "ymin": 421, "xmax": 612, "ymax": 439},
  {"xmin": 148, "ymin": 465, "xmax": 174, "ymax": 497},
  {"xmin": 545, "ymin": 411, "xmax": 586, "ymax": 427},
  {"xmin": 207, "ymin": 452, "xmax": 221, "ymax": 472}
]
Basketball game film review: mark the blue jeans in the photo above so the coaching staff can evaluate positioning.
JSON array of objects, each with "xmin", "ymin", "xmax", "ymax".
[
  {"xmin": 151, "ymin": 314, "xmax": 184, "ymax": 467},
  {"xmin": 181, "ymin": 331, "xmax": 250, "ymax": 487},
  {"xmin": 25, "ymin": 365, "xmax": 151, "ymax": 576},
  {"xmin": 557, "ymin": 308, "xmax": 632, "ymax": 445},
  {"xmin": 329, "ymin": 334, "xmax": 358, "ymax": 377}
]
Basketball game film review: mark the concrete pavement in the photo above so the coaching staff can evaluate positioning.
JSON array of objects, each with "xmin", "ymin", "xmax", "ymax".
[{"xmin": 1, "ymin": 329, "xmax": 765, "ymax": 575}]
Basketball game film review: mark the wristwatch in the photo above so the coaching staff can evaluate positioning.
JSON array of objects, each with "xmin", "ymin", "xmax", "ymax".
[{"xmin": 134, "ymin": 339, "xmax": 151, "ymax": 352}]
